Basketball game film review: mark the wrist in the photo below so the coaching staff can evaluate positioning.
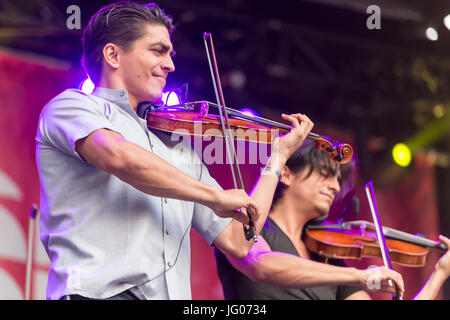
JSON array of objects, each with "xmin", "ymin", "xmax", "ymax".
[
  {"xmin": 434, "ymin": 265, "xmax": 448, "ymax": 283},
  {"xmin": 352, "ymin": 268, "xmax": 367, "ymax": 289},
  {"xmin": 267, "ymin": 154, "xmax": 287, "ymax": 172}
]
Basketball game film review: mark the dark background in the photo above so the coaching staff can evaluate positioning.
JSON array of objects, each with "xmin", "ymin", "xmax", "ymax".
[{"xmin": 1, "ymin": 0, "xmax": 449, "ymax": 298}]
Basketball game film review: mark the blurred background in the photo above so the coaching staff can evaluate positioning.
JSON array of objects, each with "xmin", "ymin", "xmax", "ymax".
[{"xmin": 0, "ymin": 0, "xmax": 449, "ymax": 300}]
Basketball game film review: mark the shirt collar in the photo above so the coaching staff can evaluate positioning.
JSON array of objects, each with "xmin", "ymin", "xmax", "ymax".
[
  {"xmin": 92, "ymin": 87, "xmax": 146, "ymax": 123},
  {"xmin": 93, "ymin": 86, "xmax": 155, "ymax": 133},
  {"xmin": 92, "ymin": 87, "xmax": 130, "ymax": 108}
]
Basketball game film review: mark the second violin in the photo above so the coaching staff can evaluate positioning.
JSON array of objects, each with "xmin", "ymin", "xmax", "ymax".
[{"xmin": 305, "ymin": 221, "xmax": 446, "ymax": 268}]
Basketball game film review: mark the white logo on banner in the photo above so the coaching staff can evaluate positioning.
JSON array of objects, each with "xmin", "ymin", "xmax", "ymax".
[
  {"xmin": 0, "ymin": 205, "xmax": 27, "ymax": 261},
  {"xmin": 0, "ymin": 268, "xmax": 23, "ymax": 299},
  {"xmin": 0, "ymin": 170, "xmax": 49, "ymax": 299},
  {"xmin": 0, "ymin": 171, "xmax": 25, "ymax": 299},
  {"xmin": 0, "ymin": 171, "xmax": 22, "ymax": 201}
]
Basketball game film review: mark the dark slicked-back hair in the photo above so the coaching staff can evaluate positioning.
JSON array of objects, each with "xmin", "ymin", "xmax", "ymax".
[
  {"xmin": 272, "ymin": 139, "xmax": 355, "ymax": 209},
  {"xmin": 81, "ymin": 1, "xmax": 174, "ymax": 83}
]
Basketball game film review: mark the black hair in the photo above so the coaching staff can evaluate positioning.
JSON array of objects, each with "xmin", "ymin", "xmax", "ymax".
[
  {"xmin": 271, "ymin": 139, "xmax": 355, "ymax": 209},
  {"xmin": 81, "ymin": 1, "xmax": 174, "ymax": 83}
]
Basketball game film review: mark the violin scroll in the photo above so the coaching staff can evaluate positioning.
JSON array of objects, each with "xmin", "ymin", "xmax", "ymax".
[{"xmin": 314, "ymin": 138, "xmax": 353, "ymax": 164}]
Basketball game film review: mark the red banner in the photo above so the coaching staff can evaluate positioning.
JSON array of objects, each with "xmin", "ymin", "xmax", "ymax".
[{"xmin": 0, "ymin": 49, "xmax": 72, "ymax": 299}]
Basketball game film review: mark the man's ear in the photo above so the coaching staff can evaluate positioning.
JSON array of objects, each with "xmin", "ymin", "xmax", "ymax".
[
  {"xmin": 102, "ymin": 43, "xmax": 121, "ymax": 70},
  {"xmin": 280, "ymin": 166, "xmax": 292, "ymax": 187}
]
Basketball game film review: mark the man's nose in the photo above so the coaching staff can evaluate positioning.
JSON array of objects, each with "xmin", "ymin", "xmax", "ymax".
[
  {"xmin": 162, "ymin": 56, "xmax": 175, "ymax": 73},
  {"xmin": 329, "ymin": 177, "xmax": 340, "ymax": 195}
]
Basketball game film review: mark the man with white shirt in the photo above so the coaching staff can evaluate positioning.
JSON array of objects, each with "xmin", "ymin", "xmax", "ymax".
[{"xmin": 35, "ymin": 1, "xmax": 314, "ymax": 300}]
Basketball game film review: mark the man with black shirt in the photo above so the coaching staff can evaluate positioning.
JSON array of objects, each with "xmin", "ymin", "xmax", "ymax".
[{"xmin": 215, "ymin": 141, "xmax": 450, "ymax": 299}]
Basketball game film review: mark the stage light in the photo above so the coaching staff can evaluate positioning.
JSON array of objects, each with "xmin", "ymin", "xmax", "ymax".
[
  {"xmin": 162, "ymin": 91, "xmax": 181, "ymax": 106},
  {"xmin": 433, "ymin": 104, "xmax": 446, "ymax": 118},
  {"xmin": 444, "ymin": 14, "xmax": 450, "ymax": 30},
  {"xmin": 392, "ymin": 143, "xmax": 412, "ymax": 167},
  {"xmin": 229, "ymin": 70, "xmax": 247, "ymax": 89},
  {"xmin": 238, "ymin": 108, "xmax": 260, "ymax": 118},
  {"xmin": 425, "ymin": 27, "xmax": 438, "ymax": 41},
  {"xmin": 81, "ymin": 78, "xmax": 95, "ymax": 94}
]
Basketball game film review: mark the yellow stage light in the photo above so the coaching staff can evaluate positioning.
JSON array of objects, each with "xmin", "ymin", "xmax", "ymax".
[{"xmin": 392, "ymin": 143, "xmax": 412, "ymax": 167}]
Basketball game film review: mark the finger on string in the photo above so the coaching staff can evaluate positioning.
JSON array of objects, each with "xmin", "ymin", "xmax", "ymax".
[
  {"xmin": 295, "ymin": 114, "xmax": 313, "ymax": 132},
  {"xmin": 298, "ymin": 115, "xmax": 313, "ymax": 130},
  {"xmin": 281, "ymin": 113, "xmax": 301, "ymax": 128},
  {"xmin": 438, "ymin": 235, "xmax": 450, "ymax": 247},
  {"xmin": 291, "ymin": 113, "xmax": 306, "ymax": 127}
]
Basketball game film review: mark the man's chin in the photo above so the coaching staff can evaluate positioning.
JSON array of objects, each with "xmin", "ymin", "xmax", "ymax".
[
  {"xmin": 308, "ymin": 209, "xmax": 329, "ymax": 224},
  {"xmin": 315, "ymin": 204, "xmax": 330, "ymax": 218},
  {"xmin": 140, "ymin": 92, "xmax": 163, "ymax": 105}
]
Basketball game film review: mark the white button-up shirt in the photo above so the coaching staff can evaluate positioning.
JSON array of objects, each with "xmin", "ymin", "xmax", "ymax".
[{"xmin": 35, "ymin": 87, "xmax": 231, "ymax": 300}]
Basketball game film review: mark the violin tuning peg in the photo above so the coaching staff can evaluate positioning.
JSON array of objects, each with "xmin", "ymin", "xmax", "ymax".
[{"xmin": 327, "ymin": 146, "xmax": 337, "ymax": 152}]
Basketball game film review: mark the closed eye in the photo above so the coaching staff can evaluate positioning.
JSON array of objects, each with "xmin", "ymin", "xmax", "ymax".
[{"xmin": 148, "ymin": 41, "xmax": 175, "ymax": 57}]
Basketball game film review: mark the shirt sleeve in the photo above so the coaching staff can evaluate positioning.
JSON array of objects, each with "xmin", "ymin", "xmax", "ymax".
[
  {"xmin": 336, "ymin": 284, "xmax": 363, "ymax": 300},
  {"xmin": 36, "ymin": 89, "xmax": 119, "ymax": 160},
  {"xmin": 191, "ymin": 162, "xmax": 232, "ymax": 245}
]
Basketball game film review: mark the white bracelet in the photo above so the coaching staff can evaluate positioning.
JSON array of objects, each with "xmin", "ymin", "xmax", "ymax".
[{"xmin": 263, "ymin": 166, "xmax": 281, "ymax": 179}]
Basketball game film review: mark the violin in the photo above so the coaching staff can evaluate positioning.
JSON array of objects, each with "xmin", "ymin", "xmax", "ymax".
[
  {"xmin": 305, "ymin": 181, "xmax": 448, "ymax": 300},
  {"xmin": 304, "ymin": 220, "xmax": 447, "ymax": 268},
  {"xmin": 143, "ymin": 101, "xmax": 354, "ymax": 164}
]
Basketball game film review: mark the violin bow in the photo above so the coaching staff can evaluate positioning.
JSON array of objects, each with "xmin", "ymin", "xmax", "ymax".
[
  {"xmin": 365, "ymin": 180, "xmax": 402, "ymax": 300},
  {"xmin": 203, "ymin": 32, "xmax": 257, "ymax": 242}
]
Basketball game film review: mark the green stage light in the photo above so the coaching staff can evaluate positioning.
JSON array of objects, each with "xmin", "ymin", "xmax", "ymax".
[{"xmin": 392, "ymin": 143, "xmax": 412, "ymax": 167}]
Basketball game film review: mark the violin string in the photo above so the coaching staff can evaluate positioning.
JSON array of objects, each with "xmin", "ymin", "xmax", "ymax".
[{"xmin": 205, "ymin": 101, "xmax": 323, "ymax": 141}]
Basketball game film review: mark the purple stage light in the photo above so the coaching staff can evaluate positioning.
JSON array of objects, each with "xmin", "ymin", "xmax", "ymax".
[
  {"xmin": 162, "ymin": 91, "xmax": 181, "ymax": 106},
  {"xmin": 238, "ymin": 108, "xmax": 259, "ymax": 118},
  {"xmin": 80, "ymin": 78, "xmax": 95, "ymax": 94}
]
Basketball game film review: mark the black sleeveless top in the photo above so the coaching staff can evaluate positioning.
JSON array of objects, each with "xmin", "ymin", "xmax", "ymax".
[{"xmin": 214, "ymin": 217, "xmax": 361, "ymax": 300}]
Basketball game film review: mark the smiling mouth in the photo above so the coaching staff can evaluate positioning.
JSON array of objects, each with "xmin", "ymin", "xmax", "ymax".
[
  {"xmin": 321, "ymin": 193, "xmax": 334, "ymax": 202},
  {"xmin": 154, "ymin": 75, "xmax": 166, "ymax": 84}
]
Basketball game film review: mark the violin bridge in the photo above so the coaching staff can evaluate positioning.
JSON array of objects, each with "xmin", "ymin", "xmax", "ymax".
[{"xmin": 359, "ymin": 221, "xmax": 367, "ymax": 236}]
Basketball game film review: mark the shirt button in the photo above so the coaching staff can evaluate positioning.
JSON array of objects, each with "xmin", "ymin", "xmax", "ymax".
[
  {"xmin": 167, "ymin": 261, "xmax": 172, "ymax": 267},
  {"xmin": 120, "ymin": 91, "xmax": 125, "ymax": 97},
  {"xmin": 164, "ymin": 198, "xmax": 168, "ymax": 204},
  {"xmin": 165, "ymin": 229, "xmax": 170, "ymax": 236}
]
